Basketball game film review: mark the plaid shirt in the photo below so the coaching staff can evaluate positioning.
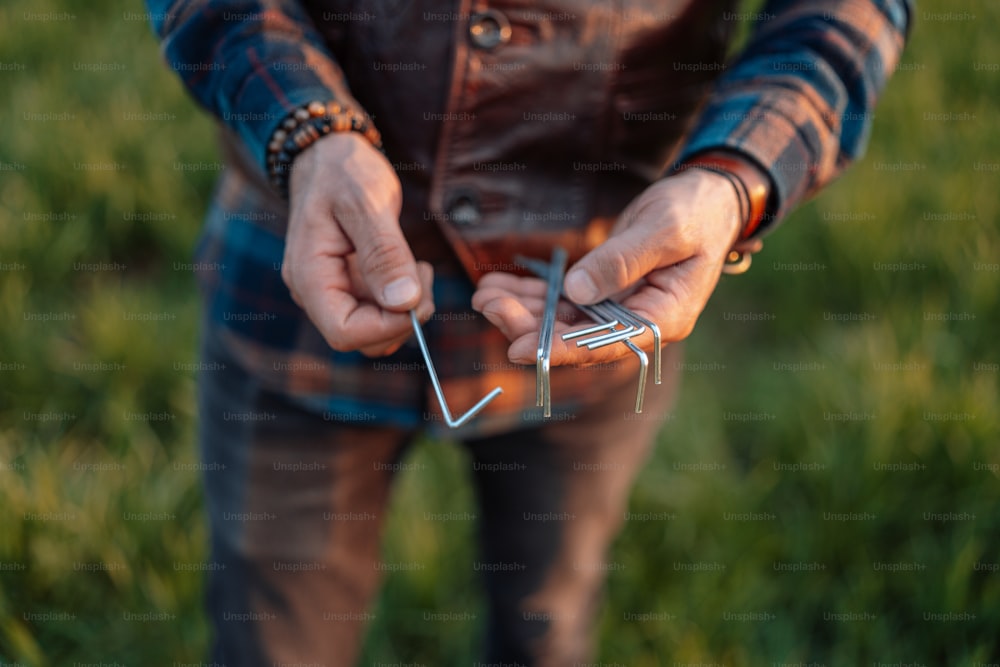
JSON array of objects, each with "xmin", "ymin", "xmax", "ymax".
[{"xmin": 149, "ymin": 0, "xmax": 912, "ymax": 438}]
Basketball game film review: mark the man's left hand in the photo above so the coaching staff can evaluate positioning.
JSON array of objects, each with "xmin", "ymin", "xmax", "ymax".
[{"xmin": 471, "ymin": 168, "xmax": 756, "ymax": 366}]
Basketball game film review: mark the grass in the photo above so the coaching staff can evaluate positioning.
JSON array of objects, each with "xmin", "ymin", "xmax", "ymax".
[{"xmin": 1, "ymin": 0, "xmax": 998, "ymax": 664}]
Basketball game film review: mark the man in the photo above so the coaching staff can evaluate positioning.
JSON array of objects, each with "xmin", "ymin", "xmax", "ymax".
[{"xmin": 148, "ymin": 1, "xmax": 911, "ymax": 664}]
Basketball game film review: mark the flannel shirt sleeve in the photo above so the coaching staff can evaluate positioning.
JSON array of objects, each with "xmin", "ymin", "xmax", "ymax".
[
  {"xmin": 146, "ymin": 0, "xmax": 369, "ymax": 172},
  {"xmin": 677, "ymin": 0, "xmax": 914, "ymax": 231}
]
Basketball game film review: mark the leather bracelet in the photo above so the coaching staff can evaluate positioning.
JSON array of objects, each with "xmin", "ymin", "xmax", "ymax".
[
  {"xmin": 265, "ymin": 100, "xmax": 383, "ymax": 199},
  {"xmin": 693, "ymin": 166, "xmax": 749, "ymax": 235},
  {"xmin": 678, "ymin": 152, "xmax": 771, "ymax": 240}
]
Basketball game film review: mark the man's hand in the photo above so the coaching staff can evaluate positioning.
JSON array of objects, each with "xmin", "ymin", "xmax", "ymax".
[
  {"xmin": 471, "ymin": 168, "xmax": 747, "ymax": 366},
  {"xmin": 281, "ymin": 132, "xmax": 434, "ymax": 357}
]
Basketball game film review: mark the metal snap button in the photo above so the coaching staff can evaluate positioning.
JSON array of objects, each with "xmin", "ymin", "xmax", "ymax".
[
  {"xmin": 468, "ymin": 10, "xmax": 512, "ymax": 50},
  {"xmin": 448, "ymin": 194, "xmax": 481, "ymax": 226}
]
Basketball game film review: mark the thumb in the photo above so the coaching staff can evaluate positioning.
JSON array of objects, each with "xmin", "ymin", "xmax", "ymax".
[
  {"xmin": 563, "ymin": 225, "xmax": 664, "ymax": 305},
  {"xmin": 349, "ymin": 212, "xmax": 422, "ymax": 311}
]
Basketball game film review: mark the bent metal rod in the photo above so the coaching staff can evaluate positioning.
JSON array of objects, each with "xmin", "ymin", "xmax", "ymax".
[{"xmin": 409, "ymin": 310, "xmax": 503, "ymax": 428}]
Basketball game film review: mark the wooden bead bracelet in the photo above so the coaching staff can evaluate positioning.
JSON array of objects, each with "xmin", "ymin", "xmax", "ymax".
[{"xmin": 265, "ymin": 100, "xmax": 383, "ymax": 198}]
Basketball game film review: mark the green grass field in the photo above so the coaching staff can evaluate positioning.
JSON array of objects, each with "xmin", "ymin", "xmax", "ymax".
[{"xmin": 1, "ymin": 0, "xmax": 998, "ymax": 664}]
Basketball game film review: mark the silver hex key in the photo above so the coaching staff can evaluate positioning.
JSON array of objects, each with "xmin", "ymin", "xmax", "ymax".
[
  {"xmin": 409, "ymin": 247, "xmax": 666, "ymax": 428},
  {"xmin": 409, "ymin": 309, "xmax": 503, "ymax": 429},
  {"xmin": 516, "ymin": 249, "xmax": 662, "ymax": 416}
]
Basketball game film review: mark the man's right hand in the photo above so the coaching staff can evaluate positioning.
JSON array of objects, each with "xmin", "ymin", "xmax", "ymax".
[{"xmin": 281, "ymin": 131, "xmax": 434, "ymax": 358}]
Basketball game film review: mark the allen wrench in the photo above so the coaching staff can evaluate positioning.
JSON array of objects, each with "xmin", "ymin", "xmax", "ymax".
[
  {"xmin": 517, "ymin": 253, "xmax": 654, "ymax": 414},
  {"xmin": 583, "ymin": 326, "xmax": 643, "ymax": 349},
  {"xmin": 409, "ymin": 310, "xmax": 503, "ymax": 428},
  {"xmin": 598, "ymin": 300, "xmax": 662, "ymax": 385},
  {"xmin": 514, "ymin": 241, "xmax": 750, "ymax": 415},
  {"xmin": 620, "ymin": 339, "xmax": 648, "ymax": 414},
  {"xmin": 536, "ymin": 247, "xmax": 567, "ymax": 417},
  {"xmin": 568, "ymin": 295, "xmax": 661, "ymax": 385},
  {"xmin": 565, "ymin": 300, "xmax": 650, "ymax": 413},
  {"xmin": 561, "ymin": 321, "xmax": 620, "ymax": 339}
]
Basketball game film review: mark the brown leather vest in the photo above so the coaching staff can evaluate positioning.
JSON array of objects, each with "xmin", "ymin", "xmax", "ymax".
[{"xmin": 227, "ymin": 0, "xmax": 737, "ymax": 279}]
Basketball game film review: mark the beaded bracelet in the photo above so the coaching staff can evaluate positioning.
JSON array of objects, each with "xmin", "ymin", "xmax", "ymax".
[{"xmin": 265, "ymin": 100, "xmax": 383, "ymax": 198}]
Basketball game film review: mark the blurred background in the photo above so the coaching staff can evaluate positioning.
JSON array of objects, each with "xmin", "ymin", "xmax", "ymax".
[{"xmin": 1, "ymin": 0, "xmax": 997, "ymax": 664}]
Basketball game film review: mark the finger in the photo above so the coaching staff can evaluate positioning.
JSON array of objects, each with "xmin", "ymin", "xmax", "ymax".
[
  {"xmin": 356, "ymin": 263, "xmax": 436, "ymax": 356},
  {"xmin": 413, "ymin": 262, "xmax": 436, "ymax": 324},
  {"xmin": 345, "ymin": 254, "xmax": 377, "ymax": 302},
  {"xmin": 296, "ymin": 255, "xmax": 430, "ymax": 352},
  {"xmin": 478, "ymin": 295, "xmax": 538, "ymax": 343},
  {"xmin": 340, "ymin": 209, "xmax": 423, "ymax": 311},
  {"xmin": 476, "ymin": 291, "xmax": 582, "ymax": 340},
  {"xmin": 480, "ymin": 291, "xmax": 588, "ymax": 324},
  {"xmin": 563, "ymin": 222, "xmax": 690, "ymax": 306},
  {"xmin": 473, "ymin": 272, "xmax": 581, "ymax": 322},
  {"xmin": 472, "ymin": 272, "xmax": 548, "ymax": 310},
  {"xmin": 358, "ymin": 335, "xmax": 409, "ymax": 358},
  {"xmin": 621, "ymin": 255, "xmax": 722, "ymax": 343}
]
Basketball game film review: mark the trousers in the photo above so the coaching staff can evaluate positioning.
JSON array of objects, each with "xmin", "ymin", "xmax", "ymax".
[{"xmin": 197, "ymin": 319, "xmax": 681, "ymax": 666}]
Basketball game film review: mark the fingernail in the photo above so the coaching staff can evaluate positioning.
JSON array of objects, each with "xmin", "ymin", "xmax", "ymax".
[
  {"xmin": 382, "ymin": 277, "xmax": 419, "ymax": 307},
  {"xmin": 565, "ymin": 270, "xmax": 598, "ymax": 304}
]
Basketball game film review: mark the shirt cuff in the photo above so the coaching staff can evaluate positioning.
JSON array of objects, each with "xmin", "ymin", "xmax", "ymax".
[{"xmin": 676, "ymin": 90, "xmax": 827, "ymax": 233}]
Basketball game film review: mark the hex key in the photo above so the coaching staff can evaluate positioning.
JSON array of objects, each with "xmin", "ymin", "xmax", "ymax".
[
  {"xmin": 600, "ymin": 300, "xmax": 662, "ymax": 385},
  {"xmin": 573, "ymin": 302, "xmax": 649, "ymax": 413},
  {"xmin": 537, "ymin": 247, "xmax": 567, "ymax": 417},
  {"xmin": 410, "ymin": 310, "xmax": 503, "ymax": 428},
  {"xmin": 517, "ymin": 253, "xmax": 649, "ymax": 413},
  {"xmin": 561, "ymin": 321, "xmax": 619, "ymax": 340},
  {"xmin": 575, "ymin": 296, "xmax": 659, "ymax": 383},
  {"xmin": 584, "ymin": 326, "xmax": 644, "ymax": 350},
  {"xmin": 622, "ymin": 339, "xmax": 649, "ymax": 413}
]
